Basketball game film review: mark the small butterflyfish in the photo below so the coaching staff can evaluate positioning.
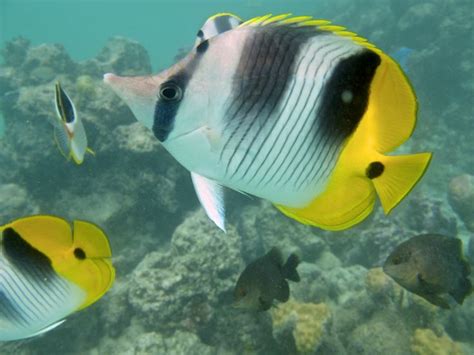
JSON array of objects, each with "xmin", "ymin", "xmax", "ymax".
[
  {"xmin": 0, "ymin": 215, "xmax": 115, "ymax": 341},
  {"xmin": 384, "ymin": 234, "xmax": 472, "ymax": 309},
  {"xmin": 53, "ymin": 82, "xmax": 94, "ymax": 164},
  {"xmin": 233, "ymin": 247, "xmax": 300, "ymax": 312},
  {"xmin": 104, "ymin": 13, "xmax": 432, "ymax": 231}
]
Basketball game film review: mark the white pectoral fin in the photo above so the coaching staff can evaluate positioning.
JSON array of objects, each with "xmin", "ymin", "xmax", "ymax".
[
  {"xmin": 28, "ymin": 319, "xmax": 67, "ymax": 339},
  {"xmin": 191, "ymin": 172, "xmax": 226, "ymax": 232}
]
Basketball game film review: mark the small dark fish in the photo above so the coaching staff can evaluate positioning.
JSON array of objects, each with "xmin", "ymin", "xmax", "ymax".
[
  {"xmin": 383, "ymin": 234, "xmax": 472, "ymax": 309},
  {"xmin": 233, "ymin": 247, "xmax": 300, "ymax": 311}
]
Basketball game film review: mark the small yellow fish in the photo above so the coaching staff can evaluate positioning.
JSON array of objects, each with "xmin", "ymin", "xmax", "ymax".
[
  {"xmin": 53, "ymin": 82, "xmax": 94, "ymax": 164},
  {"xmin": 0, "ymin": 215, "xmax": 115, "ymax": 341},
  {"xmin": 104, "ymin": 13, "xmax": 432, "ymax": 231}
]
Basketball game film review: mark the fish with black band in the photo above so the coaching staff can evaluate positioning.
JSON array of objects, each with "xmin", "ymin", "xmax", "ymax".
[
  {"xmin": 0, "ymin": 215, "xmax": 115, "ymax": 341},
  {"xmin": 104, "ymin": 13, "xmax": 432, "ymax": 232}
]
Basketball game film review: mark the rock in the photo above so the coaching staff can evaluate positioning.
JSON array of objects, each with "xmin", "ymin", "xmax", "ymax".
[
  {"xmin": 348, "ymin": 310, "xmax": 411, "ymax": 354},
  {"xmin": 113, "ymin": 122, "xmax": 160, "ymax": 154},
  {"xmin": 0, "ymin": 183, "xmax": 39, "ymax": 222},
  {"xmin": 128, "ymin": 209, "xmax": 242, "ymax": 333},
  {"xmin": 448, "ymin": 174, "xmax": 474, "ymax": 232},
  {"xmin": 237, "ymin": 202, "xmax": 328, "ymax": 264},
  {"xmin": 365, "ymin": 267, "xmax": 401, "ymax": 305},
  {"xmin": 0, "ymin": 36, "xmax": 30, "ymax": 67},
  {"xmin": 271, "ymin": 300, "xmax": 332, "ymax": 354},
  {"xmin": 79, "ymin": 36, "xmax": 152, "ymax": 77},
  {"xmin": 411, "ymin": 328, "xmax": 464, "ymax": 355},
  {"xmin": 404, "ymin": 194, "xmax": 458, "ymax": 236},
  {"xmin": 21, "ymin": 43, "xmax": 77, "ymax": 84},
  {"xmin": 128, "ymin": 331, "xmax": 216, "ymax": 355}
]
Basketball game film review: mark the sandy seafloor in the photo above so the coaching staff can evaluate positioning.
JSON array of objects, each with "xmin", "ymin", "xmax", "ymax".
[{"xmin": 0, "ymin": 0, "xmax": 473, "ymax": 354}]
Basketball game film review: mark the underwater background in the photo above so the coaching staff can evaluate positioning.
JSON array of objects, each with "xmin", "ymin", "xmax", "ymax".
[{"xmin": 0, "ymin": 0, "xmax": 473, "ymax": 354}]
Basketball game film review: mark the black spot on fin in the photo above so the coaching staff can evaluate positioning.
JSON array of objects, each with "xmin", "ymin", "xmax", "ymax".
[
  {"xmin": 282, "ymin": 253, "xmax": 301, "ymax": 282},
  {"xmin": 74, "ymin": 247, "xmax": 86, "ymax": 260},
  {"xmin": 2, "ymin": 227, "xmax": 53, "ymax": 269},
  {"xmin": 366, "ymin": 161, "xmax": 385, "ymax": 179}
]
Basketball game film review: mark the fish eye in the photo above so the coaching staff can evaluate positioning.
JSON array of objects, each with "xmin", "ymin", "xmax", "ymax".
[
  {"xmin": 392, "ymin": 256, "xmax": 402, "ymax": 265},
  {"xmin": 239, "ymin": 288, "xmax": 247, "ymax": 297},
  {"xmin": 159, "ymin": 82, "xmax": 183, "ymax": 102}
]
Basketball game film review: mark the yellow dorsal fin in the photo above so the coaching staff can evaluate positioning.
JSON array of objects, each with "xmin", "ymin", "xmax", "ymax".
[
  {"xmin": 2, "ymin": 215, "xmax": 73, "ymax": 259},
  {"xmin": 238, "ymin": 14, "xmax": 381, "ymax": 54}
]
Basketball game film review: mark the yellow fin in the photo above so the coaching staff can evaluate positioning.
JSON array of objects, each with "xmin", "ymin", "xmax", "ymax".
[
  {"xmin": 55, "ymin": 220, "xmax": 115, "ymax": 310},
  {"xmin": 86, "ymin": 147, "xmax": 96, "ymax": 156},
  {"xmin": 372, "ymin": 153, "xmax": 432, "ymax": 214},
  {"xmin": 239, "ymin": 14, "xmax": 381, "ymax": 53},
  {"xmin": 1, "ymin": 215, "xmax": 73, "ymax": 259},
  {"xmin": 1, "ymin": 215, "xmax": 115, "ymax": 310},
  {"xmin": 273, "ymin": 52, "xmax": 431, "ymax": 230},
  {"xmin": 367, "ymin": 53, "xmax": 418, "ymax": 152},
  {"xmin": 275, "ymin": 176, "xmax": 376, "ymax": 231}
]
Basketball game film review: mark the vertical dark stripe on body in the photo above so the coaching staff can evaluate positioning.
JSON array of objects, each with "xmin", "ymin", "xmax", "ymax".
[
  {"xmin": 2, "ymin": 227, "xmax": 66, "ymax": 301},
  {"xmin": 267, "ymin": 43, "xmax": 345, "ymax": 187},
  {"xmin": 1, "ymin": 228, "xmax": 70, "ymax": 324},
  {"xmin": 221, "ymin": 25, "xmax": 317, "ymax": 177},
  {"xmin": 226, "ymin": 28, "xmax": 301, "ymax": 177},
  {"xmin": 153, "ymin": 41, "xmax": 208, "ymax": 142},
  {"xmin": 56, "ymin": 84, "xmax": 75, "ymax": 123},
  {"xmin": 233, "ymin": 28, "xmax": 314, "ymax": 181},
  {"xmin": 294, "ymin": 49, "xmax": 381, "ymax": 189}
]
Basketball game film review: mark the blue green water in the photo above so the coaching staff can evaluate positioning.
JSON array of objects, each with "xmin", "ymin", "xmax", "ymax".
[
  {"xmin": 1, "ymin": 0, "xmax": 333, "ymax": 70},
  {"xmin": 0, "ymin": 0, "xmax": 473, "ymax": 353}
]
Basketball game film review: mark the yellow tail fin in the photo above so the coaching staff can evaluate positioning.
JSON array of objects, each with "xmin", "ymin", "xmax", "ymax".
[
  {"xmin": 65, "ymin": 220, "xmax": 115, "ymax": 310},
  {"xmin": 373, "ymin": 152, "xmax": 432, "ymax": 214},
  {"xmin": 274, "ymin": 51, "xmax": 431, "ymax": 231}
]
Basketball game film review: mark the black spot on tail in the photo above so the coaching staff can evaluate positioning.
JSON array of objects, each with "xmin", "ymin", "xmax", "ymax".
[
  {"xmin": 366, "ymin": 161, "xmax": 385, "ymax": 179},
  {"xmin": 74, "ymin": 247, "xmax": 86, "ymax": 260}
]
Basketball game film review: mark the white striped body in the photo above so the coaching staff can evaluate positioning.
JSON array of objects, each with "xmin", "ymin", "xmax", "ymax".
[
  {"xmin": 105, "ymin": 14, "xmax": 432, "ymax": 231},
  {"xmin": 163, "ymin": 26, "xmax": 370, "ymax": 207},
  {"xmin": 0, "ymin": 245, "xmax": 86, "ymax": 341}
]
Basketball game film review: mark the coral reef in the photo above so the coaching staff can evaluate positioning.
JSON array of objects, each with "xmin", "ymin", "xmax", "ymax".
[
  {"xmin": 448, "ymin": 174, "xmax": 474, "ymax": 232},
  {"xmin": 0, "ymin": 0, "xmax": 473, "ymax": 353},
  {"xmin": 271, "ymin": 300, "xmax": 331, "ymax": 354},
  {"xmin": 411, "ymin": 328, "xmax": 464, "ymax": 355}
]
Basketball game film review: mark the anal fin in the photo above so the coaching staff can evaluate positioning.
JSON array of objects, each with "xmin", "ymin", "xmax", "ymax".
[{"xmin": 275, "ymin": 175, "xmax": 376, "ymax": 231}]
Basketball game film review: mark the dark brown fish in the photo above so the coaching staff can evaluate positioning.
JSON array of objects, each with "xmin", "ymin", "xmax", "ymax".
[
  {"xmin": 233, "ymin": 247, "xmax": 300, "ymax": 311},
  {"xmin": 383, "ymin": 234, "xmax": 472, "ymax": 309}
]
